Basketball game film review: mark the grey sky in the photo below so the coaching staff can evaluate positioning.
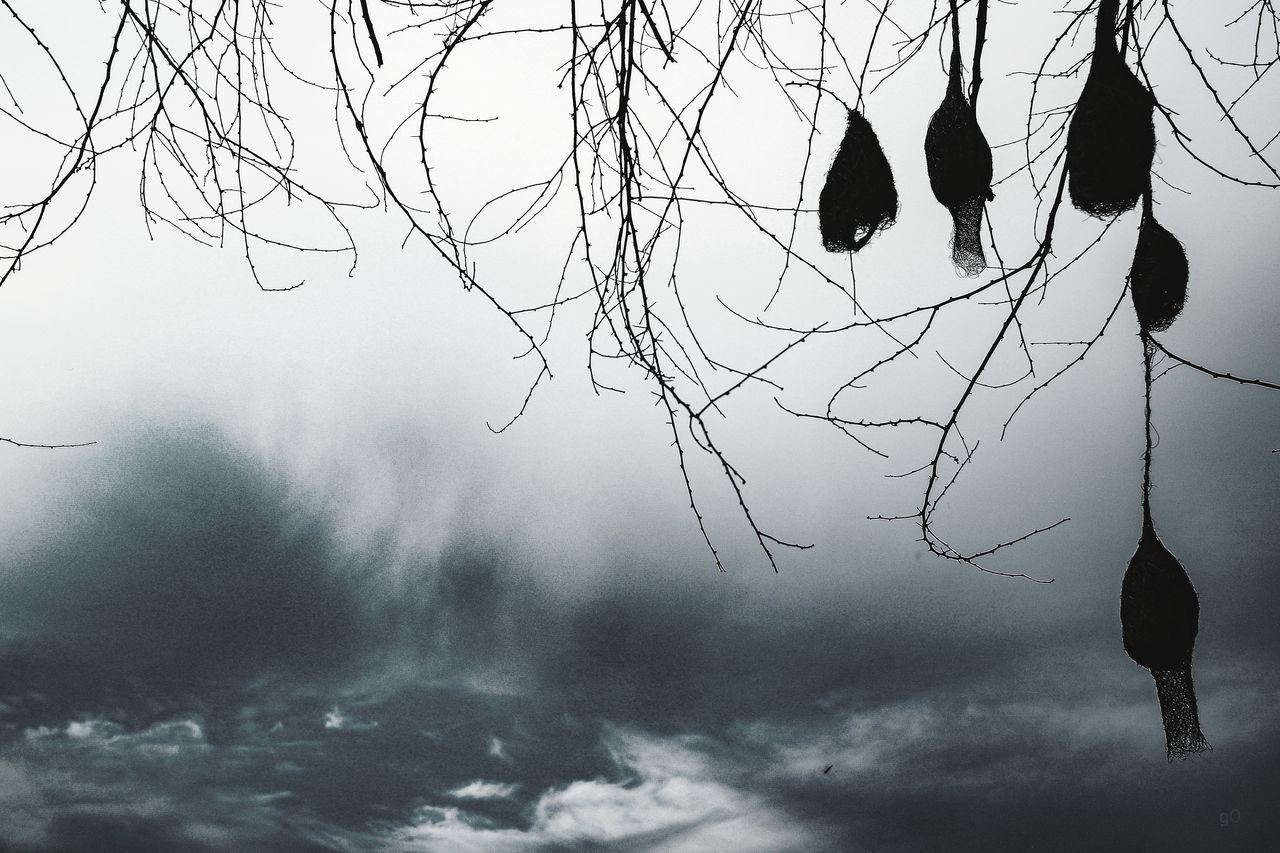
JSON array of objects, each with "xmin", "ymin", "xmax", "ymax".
[{"xmin": 1, "ymin": 1, "xmax": 1279, "ymax": 851}]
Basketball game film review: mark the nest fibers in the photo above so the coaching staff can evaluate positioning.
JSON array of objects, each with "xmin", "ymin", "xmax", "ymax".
[
  {"xmin": 924, "ymin": 7, "xmax": 993, "ymax": 275},
  {"xmin": 1066, "ymin": 0, "xmax": 1155, "ymax": 218},
  {"xmin": 819, "ymin": 109, "xmax": 899, "ymax": 253}
]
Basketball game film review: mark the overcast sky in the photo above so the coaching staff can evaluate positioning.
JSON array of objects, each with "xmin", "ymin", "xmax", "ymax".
[{"xmin": 1, "ymin": 2, "xmax": 1279, "ymax": 851}]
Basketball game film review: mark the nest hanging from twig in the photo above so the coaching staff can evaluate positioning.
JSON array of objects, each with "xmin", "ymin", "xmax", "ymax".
[
  {"xmin": 1121, "ymin": 515, "xmax": 1208, "ymax": 758},
  {"xmin": 1066, "ymin": 4, "xmax": 1155, "ymax": 218},
  {"xmin": 924, "ymin": 22, "xmax": 993, "ymax": 275},
  {"xmin": 819, "ymin": 109, "xmax": 899, "ymax": 253},
  {"xmin": 1129, "ymin": 196, "xmax": 1189, "ymax": 333}
]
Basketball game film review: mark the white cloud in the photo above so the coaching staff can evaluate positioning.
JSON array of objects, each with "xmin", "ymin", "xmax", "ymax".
[
  {"xmin": 392, "ymin": 807, "xmax": 543, "ymax": 853},
  {"xmin": 447, "ymin": 780, "xmax": 519, "ymax": 800},
  {"xmin": 324, "ymin": 706, "xmax": 378, "ymax": 732},
  {"xmin": 22, "ymin": 718, "xmax": 207, "ymax": 755},
  {"xmin": 388, "ymin": 727, "xmax": 831, "ymax": 853},
  {"xmin": 0, "ymin": 715, "xmax": 342, "ymax": 852},
  {"xmin": 65, "ymin": 720, "xmax": 98, "ymax": 740},
  {"xmin": 0, "ymin": 718, "xmax": 216, "ymax": 849}
]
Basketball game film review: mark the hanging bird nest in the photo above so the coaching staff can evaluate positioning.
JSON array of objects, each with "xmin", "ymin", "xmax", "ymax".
[
  {"xmin": 819, "ymin": 108, "xmax": 899, "ymax": 253},
  {"xmin": 924, "ymin": 7, "xmax": 994, "ymax": 275},
  {"xmin": 1121, "ymin": 515, "xmax": 1208, "ymax": 758},
  {"xmin": 1129, "ymin": 195, "xmax": 1189, "ymax": 333},
  {"xmin": 1066, "ymin": 0, "xmax": 1155, "ymax": 218}
]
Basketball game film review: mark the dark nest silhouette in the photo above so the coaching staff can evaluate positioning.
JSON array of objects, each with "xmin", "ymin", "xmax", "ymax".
[
  {"xmin": 1121, "ymin": 338, "xmax": 1208, "ymax": 759},
  {"xmin": 1129, "ymin": 193, "xmax": 1188, "ymax": 333},
  {"xmin": 1066, "ymin": 0, "xmax": 1155, "ymax": 218},
  {"xmin": 819, "ymin": 108, "xmax": 899, "ymax": 252},
  {"xmin": 1122, "ymin": 517, "xmax": 1208, "ymax": 758},
  {"xmin": 924, "ymin": 1, "xmax": 993, "ymax": 275}
]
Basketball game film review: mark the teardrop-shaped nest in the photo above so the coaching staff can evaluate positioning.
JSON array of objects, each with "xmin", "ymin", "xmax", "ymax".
[
  {"xmin": 925, "ymin": 82, "xmax": 993, "ymax": 212},
  {"xmin": 1130, "ymin": 208, "xmax": 1188, "ymax": 333},
  {"xmin": 1121, "ymin": 524, "xmax": 1208, "ymax": 758},
  {"xmin": 819, "ymin": 109, "xmax": 899, "ymax": 252},
  {"xmin": 1121, "ymin": 525, "xmax": 1199, "ymax": 671},
  {"xmin": 925, "ymin": 72, "xmax": 993, "ymax": 274},
  {"xmin": 1066, "ymin": 44, "xmax": 1155, "ymax": 218}
]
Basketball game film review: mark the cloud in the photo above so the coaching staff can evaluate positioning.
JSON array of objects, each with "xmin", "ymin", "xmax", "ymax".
[
  {"xmin": 1, "ymin": 431, "xmax": 1278, "ymax": 851},
  {"xmin": 388, "ymin": 728, "xmax": 832, "ymax": 853},
  {"xmin": 719, "ymin": 684, "xmax": 1280, "ymax": 853},
  {"xmin": 0, "ymin": 714, "xmax": 350, "ymax": 853},
  {"xmin": 487, "ymin": 737, "xmax": 512, "ymax": 763},
  {"xmin": 447, "ymin": 781, "xmax": 519, "ymax": 801},
  {"xmin": 24, "ymin": 719, "xmax": 208, "ymax": 761},
  {"xmin": 0, "ymin": 428, "xmax": 548, "ymax": 729},
  {"xmin": 0, "ymin": 430, "xmax": 372, "ymax": 719},
  {"xmin": 322, "ymin": 708, "xmax": 378, "ymax": 733}
]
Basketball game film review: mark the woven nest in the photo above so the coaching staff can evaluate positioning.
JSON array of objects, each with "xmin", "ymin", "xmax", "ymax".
[
  {"xmin": 1121, "ymin": 520, "xmax": 1208, "ymax": 758},
  {"xmin": 924, "ymin": 46, "xmax": 993, "ymax": 274},
  {"xmin": 1122, "ymin": 524, "xmax": 1199, "ymax": 671},
  {"xmin": 1130, "ymin": 201, "xmax": 1188, "ymax": 333},
  {"xmin": 819, "ymin": 109, "xmax": 899, "ymax": 253},
  {"xmin": 1066, "ymin": 30, "xmax": 1155, "ymax": 217}
]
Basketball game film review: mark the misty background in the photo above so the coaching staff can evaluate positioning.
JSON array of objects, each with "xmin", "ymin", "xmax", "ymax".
[{"xmin": 1, "ymin": 2, "xmax": 1279, "ymax": 850}]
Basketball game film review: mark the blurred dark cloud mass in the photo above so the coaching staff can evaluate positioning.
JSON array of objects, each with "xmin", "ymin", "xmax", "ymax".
[{"xmin": 0, "ymin": 430, "xmax": 1276, "ymax": 852}]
